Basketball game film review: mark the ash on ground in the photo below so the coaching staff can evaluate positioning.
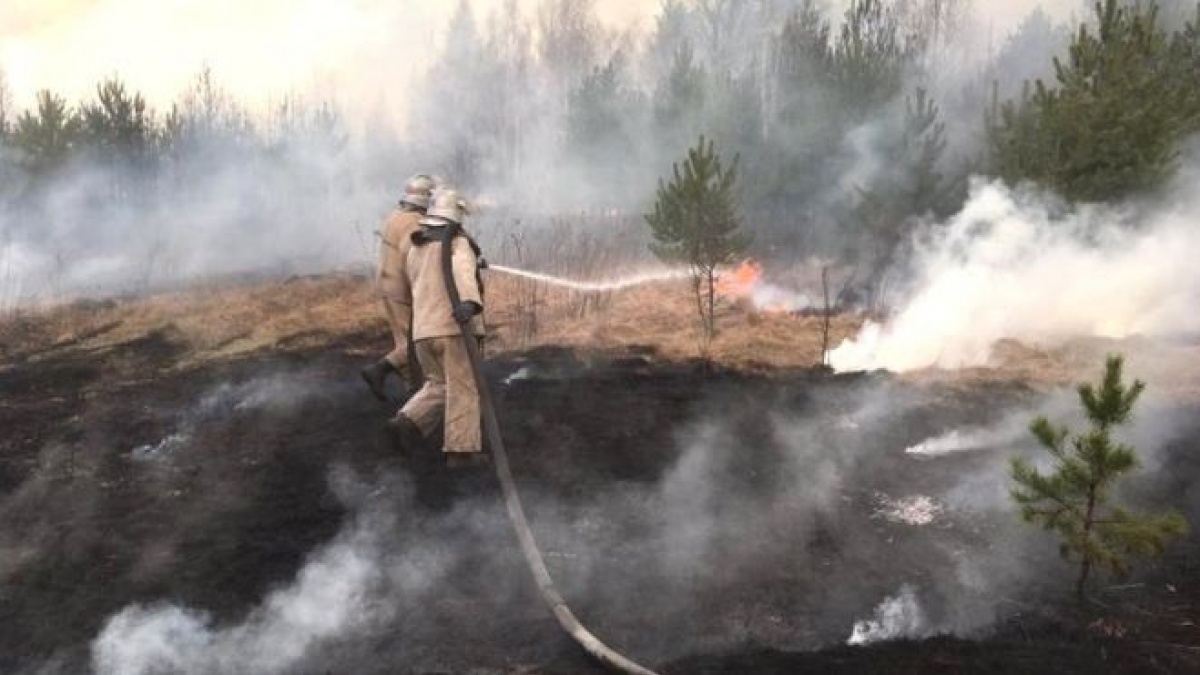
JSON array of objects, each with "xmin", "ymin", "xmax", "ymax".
[{"xmin": 871, "ymin": 493, "xmax": 944, "ymax": 526}]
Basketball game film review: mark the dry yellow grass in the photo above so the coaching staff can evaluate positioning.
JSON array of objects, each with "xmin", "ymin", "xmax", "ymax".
[
  {"xmin": 1, "ymin": 273, "xmax": 380, "ymax": 369},
  {"xmin": 484, "ymin": 273, "xmax": 861, "ymax": 370},
  {"xmin": 0, "ymin": 270, "xmax": 858, "ymax": 373},
  {"xmin": 4, "ymin": 270, "xmax": 1200, "ymax": 400}
]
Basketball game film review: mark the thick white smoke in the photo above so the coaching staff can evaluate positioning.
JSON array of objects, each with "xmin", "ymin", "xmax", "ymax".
[{"xmin": 831, "ymin": 178, "xmax": 1200, "ymax": 372}]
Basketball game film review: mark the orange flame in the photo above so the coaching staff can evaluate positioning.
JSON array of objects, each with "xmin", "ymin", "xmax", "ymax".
[
  {"xmin": 716, "ymin": 260, "xmax": 796, "ymax": 314},
  {"xmin": 715, "ymin": 259, "xmax": 763, "ymax": 299}
]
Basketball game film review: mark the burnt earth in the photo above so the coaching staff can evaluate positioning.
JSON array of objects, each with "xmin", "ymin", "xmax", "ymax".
[{"xmin": 0, "ymin": 333, "xmax": 1198, "ymax": 674}]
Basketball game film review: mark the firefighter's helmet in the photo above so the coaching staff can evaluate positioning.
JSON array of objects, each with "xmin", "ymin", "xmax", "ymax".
[
  {"xmin": 420, "ymin": 188, "xmax": 469, "ymax": 226},
  {"xmin": 400, "ymin": 174, "xmax": 437, "ymax": 210}
]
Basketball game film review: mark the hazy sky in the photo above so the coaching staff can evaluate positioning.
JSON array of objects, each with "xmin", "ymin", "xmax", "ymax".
[
  {"xmin": 1, "ymin": 1, "xmax": 1077, "ymax": 123},
  {"xmin": 0, "ymin": 1, "xmax": 652, "ymax": 116}
]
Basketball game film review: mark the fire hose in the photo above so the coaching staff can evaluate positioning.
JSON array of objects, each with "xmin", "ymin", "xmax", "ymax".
[{"xmin": 439, "ymin": 224, "xmax": 661, "ymax": 675}]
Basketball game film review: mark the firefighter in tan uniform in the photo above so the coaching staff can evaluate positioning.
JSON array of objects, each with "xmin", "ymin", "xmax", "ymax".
[
  {"xmin": 389, "ymin": 189, "xmax": 488, "ymax": 468},
  {"xmin": 361, "ymin": 174, "xmax": 438, "ymax": 400}
]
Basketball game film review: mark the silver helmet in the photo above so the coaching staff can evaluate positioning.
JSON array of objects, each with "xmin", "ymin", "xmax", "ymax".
[
  {"xmin": 419, "ymin": 188, "xmax": 469, "ymax": 226},
  {"xmin": 400, "ymin": 174, "xmax": 437, "ymax": 210}
]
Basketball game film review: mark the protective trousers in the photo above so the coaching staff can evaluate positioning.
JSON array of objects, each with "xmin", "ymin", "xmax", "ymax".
[
  {"xmin": 381, "ymin": 298, "xmax": 417, "ymax": 383},
  {"xmin": 400, "ymin": 336, "xmax": 482, "ymax": 454}
]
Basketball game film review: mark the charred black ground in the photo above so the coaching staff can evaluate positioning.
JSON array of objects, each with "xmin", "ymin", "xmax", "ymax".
[{"xmin": 1, "ymin": 329, "xmax": 1198, "ymax": 674}]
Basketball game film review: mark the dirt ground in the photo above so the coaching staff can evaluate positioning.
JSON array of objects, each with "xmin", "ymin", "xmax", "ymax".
[{"xmin": 2, "ymin": 275, "xmax": 1199, "ymax": 674}]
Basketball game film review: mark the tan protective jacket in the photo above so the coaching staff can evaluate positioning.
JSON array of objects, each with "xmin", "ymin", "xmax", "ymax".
[
  {"xmin": 376, "ymin": 208, "xmax": 423, "ymax": 301},
  {"xmin": 406, "ymin": 228, "xmax": 485, "ymax": 341}
]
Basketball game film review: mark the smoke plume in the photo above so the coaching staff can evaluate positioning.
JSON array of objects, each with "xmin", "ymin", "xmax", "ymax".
[
  {"xmin": 831, "ymin": 177, "xmax": 1200, "ymax": 372},
  {"xmin": 846, "ymin": 585, "xmax": 928, "ymax": 645}
]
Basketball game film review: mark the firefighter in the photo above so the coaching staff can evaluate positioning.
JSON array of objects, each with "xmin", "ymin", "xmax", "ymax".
[
  {"xmin": 390, "ymin": 188, "xmax": 487, "ymax": 468},
  {"xmin": 361, "ymin": 174, "xmax": 438, "ymax": 400}
]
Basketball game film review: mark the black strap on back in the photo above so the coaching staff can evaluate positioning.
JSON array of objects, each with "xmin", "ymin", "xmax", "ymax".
[{"xmin": 431, "ymin": 223, "xmax": 485, "ymax": 300}]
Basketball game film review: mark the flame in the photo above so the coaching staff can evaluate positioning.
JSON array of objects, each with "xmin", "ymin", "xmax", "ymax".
[
  {"xmin": 715, "ymin": 259, "xmax": 811, "ymax": 314},
  {"xmin": 715, "ymin": 259, "xmax": 763, "ymax": 299}
]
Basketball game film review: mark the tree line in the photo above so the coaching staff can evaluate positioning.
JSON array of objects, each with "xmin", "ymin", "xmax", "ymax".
[
  {"xmin": 2, "ymin": 1, "xmax": 1199, "ymax": 297},
  {"xmin": 367, "ymin": 0, "xmax": 1200, "ymax": 303},
  {"xmin": 0, "ymin": 67, "xmax": 350, "ymax": 228}
]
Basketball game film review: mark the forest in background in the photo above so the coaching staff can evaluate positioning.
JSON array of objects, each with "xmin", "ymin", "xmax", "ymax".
[{"xmin": 1, "ymin": 0, "xmax": 1198, "ymax": 305}]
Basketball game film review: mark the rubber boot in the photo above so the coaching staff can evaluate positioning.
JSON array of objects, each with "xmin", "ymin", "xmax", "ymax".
[
  {"xmin": 361, "ymin": 359, "xmax": 395, "ymax": 401},
  {"xmin": 446, "ymin": 452, "xmax": 496, "ymax": 500},
  {"xmin": 387, "ymin": 413, "xmax": 425, "ymax": 453}
]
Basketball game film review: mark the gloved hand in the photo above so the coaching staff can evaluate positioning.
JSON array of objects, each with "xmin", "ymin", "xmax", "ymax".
[{"xmin": 452, "ymin": 301, "xmax": 481, "ymax": 324}]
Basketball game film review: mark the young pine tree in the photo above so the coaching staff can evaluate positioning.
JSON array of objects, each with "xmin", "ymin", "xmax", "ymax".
[
  {"xmin": 646, "ymin": 135, "xmax": 748, "ymax": 346},
  {"xmin": 1010, "ymin": 355, "xmax": 1188, "ymax": 600},
  {"xmin": 988, "ymin": 0, "xmax": 1199, "ymax": 202},
  {"xmin": 13, "ymin": 90, "xmax": 81, "ymax": 179}
]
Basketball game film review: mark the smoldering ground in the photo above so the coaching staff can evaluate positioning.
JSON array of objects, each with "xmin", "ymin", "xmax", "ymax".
[
  {"xmin": 5, "ymin": 337, "xmax": 1198, "ymax": 674},
  {"xmin": 3, "ymin": 1, "xmax": 1200, "ymax": 673}
]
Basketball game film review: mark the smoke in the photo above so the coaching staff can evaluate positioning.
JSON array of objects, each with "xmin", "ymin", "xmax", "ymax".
[
  {"xmin": 904, "ymin": 404, "xmax": 1040, "ymax": 458},
  {"xmin": 127, "ymin": 374, "xmax": 332, "ymax": 462},
  {"xmin": 749, "ymin": 279, "xmax": 818, "ymax": 312},
  {"xmin": 0, "ymin": 1, "xmax": 1100, "ymax": 308},
  {"xmin": 635, "ymin": 370, "xmax": 1193, "ymax": 653},
  {"xmin": 906, "ymin": 428, "xmax": 1018, "ymax": 458},
  {"xmin": 0, "ymin": 124, "xmax": 390, "ymax": 306},
  {"xmin": 831, "ymin": 177, "xmax": 1200, "ymax": 372},
  {"xmin": 1, "ymin": 1, "xmax": 435, "ymax": 305},
  {"xmin": 514, "ymin": 375, "xmax": 1067, "ymax": 658},
  {"xmin": 10, "ymin": 2, "xmax": 1199, "ymax": 667},
  {"xmin": 846, "ymin": 585, "xmax": 928, "ymax": 645},
  {"xmin": 91, "ymin": 473, "xmax": 439, "ymax": 675},
  {"xmin": 0, "ymin": 372, "xmax": 333, "ymax": 592},
  {"xmin": 196, "ymin": 373, "xmax": 331, "ymax": 417},
  {"xmin": 2, "ymin": 363, "xmax": 541, "ymax": 674},
  {"xmin": 8, "ymin": 358, "xmax": 1193, "ymax": 671},
  {"xmin": 0, "ymin": 240, "xmax": 45, "ymax": 312}
]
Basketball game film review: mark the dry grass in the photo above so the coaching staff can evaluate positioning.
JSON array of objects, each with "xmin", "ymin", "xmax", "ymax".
[
  {"xmin": 5, "ymin": 271, "xmax": 1200, "ymax": 401},
  {"xmin": 905, "ymin": 336, "xmax": 1200, "ymax": 401},
  {"xmin": 0, "ymin": 272, "xmax": 380, "ymax": 369},
  {"xmin": 484, "ymin": 273, "xmax": 861, "ymax": 370},
  {"xmin": 0, "ymin": 271, "xmax": 858, "ymax": 371}
]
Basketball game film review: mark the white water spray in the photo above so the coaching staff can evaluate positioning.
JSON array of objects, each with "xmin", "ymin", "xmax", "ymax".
[{"xmin": 488, "ymin": 265, "xmax": 688, "ymax": 293}]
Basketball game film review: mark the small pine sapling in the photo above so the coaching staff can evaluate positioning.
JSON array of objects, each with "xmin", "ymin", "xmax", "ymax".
[
  {"xmin": 1010, "ymin": 354, "xmax": 1188, "ymax": 600},
  {"xmin": 645, "ymin": 135, "xmax": 749, "ymax": 349}
]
